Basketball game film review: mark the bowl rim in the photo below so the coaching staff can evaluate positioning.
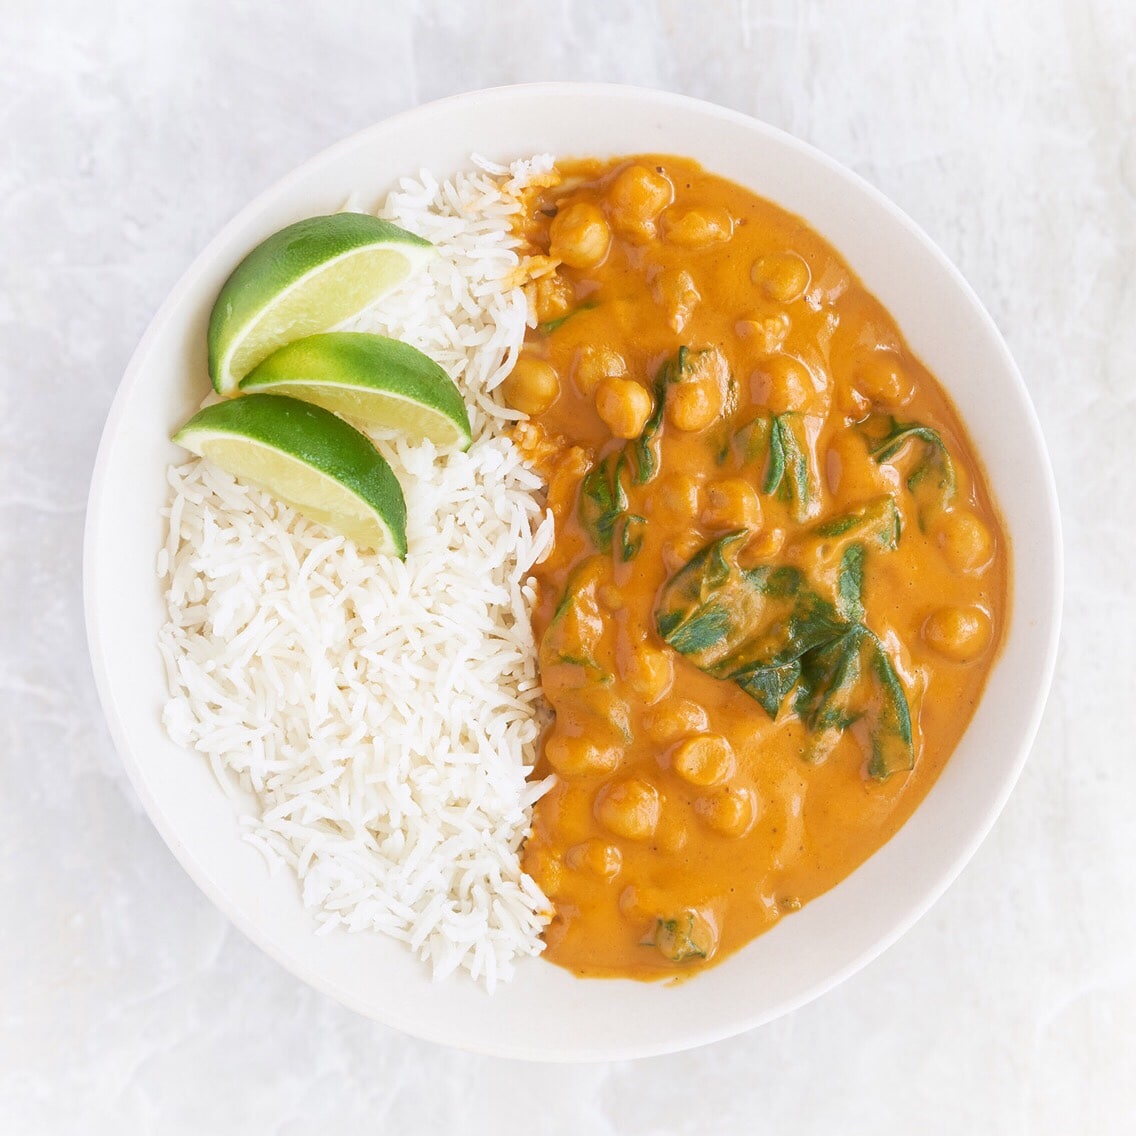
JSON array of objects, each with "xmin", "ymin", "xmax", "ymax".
[{"xmin": 83, "ymin": 81, "xmax": 1063, "ymax": 1061}]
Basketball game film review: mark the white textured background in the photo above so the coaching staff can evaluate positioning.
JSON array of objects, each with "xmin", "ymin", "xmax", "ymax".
[{"xmin": 3, "ymin": 0, "xmax": 1133, "ymax": 1132}]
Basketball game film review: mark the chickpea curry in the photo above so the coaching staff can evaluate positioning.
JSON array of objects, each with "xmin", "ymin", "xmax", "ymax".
[{"xmin": 507, "ymin": 156, "xmax": 1008, "ymax": 979}]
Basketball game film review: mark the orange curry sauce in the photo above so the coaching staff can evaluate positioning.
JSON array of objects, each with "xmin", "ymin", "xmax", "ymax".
[{"xmin": 508, "ymin": 156, "xmax": 1008, "ymax": 979}]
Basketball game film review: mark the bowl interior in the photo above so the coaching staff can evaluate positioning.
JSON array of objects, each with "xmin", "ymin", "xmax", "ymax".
[{"xmin": 84, "ymin": 83, "xmax": 1061, "ymax": 1061}]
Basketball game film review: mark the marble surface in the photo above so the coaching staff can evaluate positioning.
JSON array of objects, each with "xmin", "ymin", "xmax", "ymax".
[{"xmin": 3, "ymin": 0, "xmax": 1133, "ymax": 1131}]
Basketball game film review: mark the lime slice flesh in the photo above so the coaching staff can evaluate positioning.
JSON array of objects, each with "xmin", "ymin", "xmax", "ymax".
[
  {"xmin": 207, "ymin": 213, "xmax": 435, "ymax": 395},
  {"xmin": 173, "ymin": 394, "xmax": 407, "ymax": 556},
  {"xmin": 239, "ymin": 332, "xmax": 472, "ymax": 450}
]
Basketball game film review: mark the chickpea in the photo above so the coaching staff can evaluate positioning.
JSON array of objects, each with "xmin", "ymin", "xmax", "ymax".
[
  {"xmin": 549, "ymin": 201, "xmax": 612, "ymax": 269},
  {"xmin": 526, "ymin": 847, "xmax": 563, "ymax": 896},
  {"xmin": 654, "ymin": 907, "xmax": 718, "ymax": 962},
  {"xmin": 619, "ymin": 882, "xmax": 669, "ymax": 921},
  {"xmin": 598, "ymin": 582, "xmax": 626, "ymax": 612},
  {"xmin": 554, "ymin": 785, "xmax": 600, "ymax": 845},
  {"xmin": 500, "ymin": 355, "xmax": 561, "ymax": 416},
  {"xmin": 663, "ymin": 206, "xmax": 733, "ymax": 248},
  {"xmin": 752, "ymin": 251, "xmax": 811, "ymax": 303},
  {"xmin": 644, "ymin": 699, "xmax": 710, "ymax": 745},
  {"xmin": 595, "ymin": 777, "xmax": 661, "ymax": 841},
  {"xmin": 623, "ymin": 642, "xmax": 674, "ymax": 705},
  {"xmin": 688, "ymin": 344, "xmax": 730, "ymax": 386},
  {"xmin": 530, "ymin": 272, "xmax": 574, "ymax": 324},
  {"xmin": 595, "ymin": 376, "xmax": 654, "ymax": 439},
  {"xmin": 667, "ymin": 378, "xmax": 722, "ymax": 432},
  {"xmin": 933, "ymin": 509, "xmax": 994, "ymax": 573},
  {"xmin": 545, "ymin": 732, "xmax": 622, "ymax": 778},
  {"xmin": 824, "ymin": 429, "xmax": 887, "ymax": 500},
  {"xmin": 922, "ymin": 605, "xmax": 993, "ymax": 662},
  {"xmin": 575, "ymin": 683, "xmax": 634, "ymax": 745},
  {"xmin": 573, "ymin": 345, "xmax": 627, "ymax": 396},
  {"xmin": 701, "ymin": 477, "xmax": 762, "ymax": 530},
  {"xmin": 655, "ymin": 813, "xmax": 689, "ymax": 854},
  {"xmin": 854, "ymin": 351, "xmax": 915, "ymax": 406},
  {"xmin": 566, "ymin": 839, "xmax": 622, "ymax": 880},
  {"xmin": 648, "ymin": 471, "xmax": 701, "ymax": 521},
  {"xmin": 836, "ymin": 379, "xmax": 871, "ymax": 421},
  {"xmin": 755, "ymin": 353, "xmax": 820, "ymax": 415},
  {"xmin": 662, "ymin": 531, "xmax": 708, "ymax": 573},
  {"xmin": 736, "ymin": 309, "xmax": 791, "ymax": 355},
  {"xmin": 607, "ymin": 163, "xmax": 673, "ymax": 234},
  {"xmin": 741, "ymin": 525, "xmax": 786, "ymax": 563},
  {"xmin": 546, "ymin": 445, "xmax": 592, "ymax": 523},
  {"xmin": 670, "ymin": 734, "xmax": 736, "ymax": 787},
  {"xmin": 656, "ymin": 268, "xmax": 700, "ymax": 333},
  {"xmin": 695, "ymin": 787, "xmax": 757, "ymax": 838}
]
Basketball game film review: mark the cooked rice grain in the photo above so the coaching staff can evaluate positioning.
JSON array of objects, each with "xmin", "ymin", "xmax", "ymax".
[{"xmin": 158, "ymin": 157, "xmax": 557, "ymax": 988}]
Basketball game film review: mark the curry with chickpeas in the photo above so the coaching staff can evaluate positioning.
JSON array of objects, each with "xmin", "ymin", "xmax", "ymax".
[{"xmin": 505, "ymin": 156, "xmax": 1007, "ymax": 979}]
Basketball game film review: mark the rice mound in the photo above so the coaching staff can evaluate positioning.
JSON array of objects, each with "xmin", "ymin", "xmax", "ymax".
[{"xmin": 158, "ymin": 156, "xmax": 557, "ymax": 988}]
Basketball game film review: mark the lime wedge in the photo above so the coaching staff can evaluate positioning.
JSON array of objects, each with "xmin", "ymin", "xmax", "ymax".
[
  {"xmin": 239, "ymin": 333, "xmax": 472, "ymax": 450},
  {"xmin": 207, "ymin": 213, "xmax": 435, "ymax": 395},
  {"xmin": 173, "ymin": 394, "xmax": 407, "ymax": 556}
]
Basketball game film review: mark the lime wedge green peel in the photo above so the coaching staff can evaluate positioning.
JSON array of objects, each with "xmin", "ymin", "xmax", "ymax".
[
  {"xmin": 207, "ymin": 213, "xmax": 435, "ymax": 396},
  {"xmin": 173, "ymin": 394, "xmax": 408, "ymax": 557},
  {"xmin": 240, "ymin": 332, "xmax": 472, "ymax": 450}
]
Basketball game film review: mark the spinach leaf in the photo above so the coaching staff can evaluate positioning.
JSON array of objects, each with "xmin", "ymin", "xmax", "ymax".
[
  {"xmin": 861, "ymin": 414, "xmax": 957, "ymax": 522},
  {"xmin": 792, "ymin": 624, "xmax": 913, "ymax": 775},
  {"xmin": 865, "ymin": 637, "xmax": 916, "ymax": 778},
  {"xmin": 652, "ymin": 911, "xmax": 713, "ymax": 962},
  {"xmin": 579, "ymin": 452, "xmax": 629, "ymax": 554},
  {"xmin": 537, "ymin": 300, "xmax": 597, "ymax": 335},
  {"xmin": 762, "ymin": 416, "xmax": 787, "ymax": 495},
  {"xmin": 732, "ymin": 413, "xmax": 772, "ymax": 466},
  {"xmin": 836, "ymin": 544, "xmax": 865, "ymax": 622},
  {"xmin": 655, "ymin": 532, "xmax": 847, "ymax": 716},
  {"xmin": 655, "ymin": 531, "xmax": 914, "ymax": 778},
  {"xmin": 578, "ymin": 347, "xmax": 700, "ymax": 557},
  {"xmin": 540, "ymin": 559, "xmax": 632, "ymax": 742},
  {"xmin": 617, "ymin": 513, "xmax": 646, "ymax": 562},
  {"xmin": 798, "ymin": 497, "xmax": 900, "ymax": 622},
  {"xmin": 734, "ymin": 660, "xmax": 809, "ymax": 720},
  {"xmin": 732, "ymin": 412, "xmax": 814, "ymax": 521},
  {"xmin": 578, "ymin": 451, "xmax": 646, "ymax": 563},
  {"xmin": 813, "ymin": 496, "xmax": 900, "ymax": 549},
  {"xmin": 544, "ymin": 558, "xmax": 608, "ymax": 674},
  {"xmin": 628, "ymin": 346, "xmax": 689, "ymax": 484}
]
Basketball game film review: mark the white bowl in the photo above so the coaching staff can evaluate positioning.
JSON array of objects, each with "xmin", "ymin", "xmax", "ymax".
[{"xmin": 84, "ymin": 83, "xmax": 1062, "ymax": 1061}]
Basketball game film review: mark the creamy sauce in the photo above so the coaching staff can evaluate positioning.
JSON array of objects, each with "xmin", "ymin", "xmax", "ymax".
[{"xmin": 509, "ymin": 156, "xmax": 1008, "ymax": 979}]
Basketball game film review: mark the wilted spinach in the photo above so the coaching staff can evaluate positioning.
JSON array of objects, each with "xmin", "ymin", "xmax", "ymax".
[
  {"xmin": 655, "ymin": 530, "xmax": 914, "ymax": 778},
  {"xmin": 578, "ymin": 348, "xmax": 696, "ymax": 557},
  {"xmin": 578, "ymin": 451, "xmax": 647, "ymax": 562},
  {"xmin": 813, "ymin": 496, "xmax": 901, "ymax": 548},
  {"xmin": 836, "ymin": 544, "xmax": 865, "ymax": 622},
  {"xmin": 627, "ymin": 346, "xmax": 689, "ymax": 484},
  {"xmin": 543, "ymin": 558, "xmax": 608, "ymax": 674},
  {"xmin": 793, "ymin": 622, "xmax": 913, "ymax": 777},
  {"xmin": 732, "ymin": 412, "xmax": 814, "ymax": 520},
  {"xmin": 860, "ymin": 414, "xmax": 956, "ymax": 522},
  {"xmin": 809, "ymin": 497, "xmax": 901, "ymax": 625},
  {"xmin": 540, "ymin": 558, "xmax": 632, "ymax": 742},
  {"xmin": 651, "ymin": 911, "xmax": 714, "ymax": 962},
  {"xmin": 537, "ymin": 300, "xmax": 597, "ymax": 335},
  {"xmin": 656, "ymin": 532, "xmax": 843, "ymax": 716}
]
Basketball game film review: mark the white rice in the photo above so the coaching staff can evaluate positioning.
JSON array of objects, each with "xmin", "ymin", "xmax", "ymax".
[{"xmin": 158, "ymin": 155, "xmax": 558, "ymax": 988}]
